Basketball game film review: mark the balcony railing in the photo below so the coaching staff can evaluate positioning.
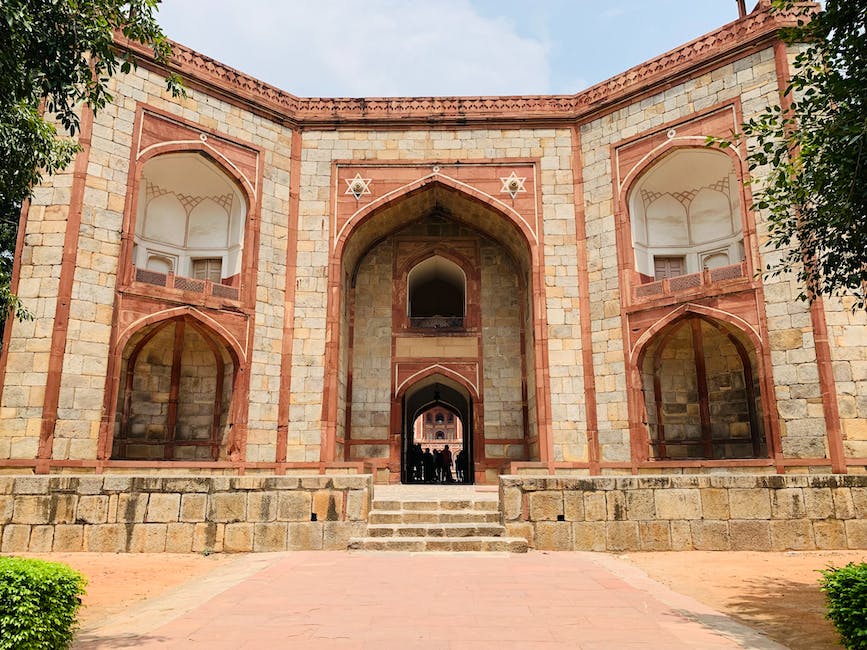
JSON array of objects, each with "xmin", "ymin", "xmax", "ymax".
[
  {"xmin": 134, "ymin": 267, "xmax": 240, "ymax": 301},
  {"xmin": 409, "ymin": 315, "xmax": 464, "ymax": 329},
  {"xmin": 633, "ymin": 262, "xmax": 747, "ymax": 302}
]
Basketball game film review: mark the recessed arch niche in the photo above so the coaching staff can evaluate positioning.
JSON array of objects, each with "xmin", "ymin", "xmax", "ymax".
[
  {"xmin": 112, "ymin": 316, "xmax": 237, "ymax": 461},
  {"xmin": 638, "ymin": 314, "xmax": 767, "ymax": 460},
  {"xmin": 628, "ymin": 149, "xmax": 743, "ymax": 279},
  {"xmin": 134, "ymin": 153, "xmax": 247, "ymax": 283},
  {"xmin": 407, "ymin": 255, "xmax": 466, "ymax": 328}
]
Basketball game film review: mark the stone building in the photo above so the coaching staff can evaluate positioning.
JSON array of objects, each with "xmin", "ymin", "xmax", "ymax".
[{"xmin": 1, "ymin": 2, "xmax": 865, "ymax": 487}]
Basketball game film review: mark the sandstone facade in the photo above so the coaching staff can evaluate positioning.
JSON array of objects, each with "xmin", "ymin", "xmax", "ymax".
[{"xmin": 0, "ymin": 6, "xmax": 864, "ymax": 483}]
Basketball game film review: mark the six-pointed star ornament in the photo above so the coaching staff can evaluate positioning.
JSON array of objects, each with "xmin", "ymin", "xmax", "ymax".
[
  {"xmin": 500, "ymin": 171, "xmax": 526, "ymax": 199},
  {"xmin": 345, "ymin": 173, "xmax": 372, "ymax": 199}
]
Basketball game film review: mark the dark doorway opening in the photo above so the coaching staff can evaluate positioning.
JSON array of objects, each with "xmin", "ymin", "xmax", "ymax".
[{"xmin": 401, "ymin": 379, "xmax": 473, "ymax": 484}]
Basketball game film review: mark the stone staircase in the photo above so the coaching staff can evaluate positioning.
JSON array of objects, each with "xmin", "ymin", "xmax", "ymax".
[{"xmin": 348, "ymin": 488, "xmax": 528, "ymax": 552}]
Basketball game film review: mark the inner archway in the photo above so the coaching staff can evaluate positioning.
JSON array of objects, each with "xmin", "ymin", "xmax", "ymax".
[{"xmin": 402, "ymin": 376, "xmax": 473, "ymax": 484}]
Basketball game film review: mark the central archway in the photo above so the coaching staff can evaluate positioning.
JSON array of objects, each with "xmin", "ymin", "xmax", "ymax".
[
  {"xmin": 321, "ymin": 173, "xmax": 553, "ymax": 483},
  {"xmin": 402, "ymin": 375, "xmax": 473, "ymax": 484}
]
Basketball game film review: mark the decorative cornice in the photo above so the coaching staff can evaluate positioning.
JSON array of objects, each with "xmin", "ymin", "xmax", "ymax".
[{"xmin": 118, "ymin": 4, "xmax": 816, "ymax": 128}]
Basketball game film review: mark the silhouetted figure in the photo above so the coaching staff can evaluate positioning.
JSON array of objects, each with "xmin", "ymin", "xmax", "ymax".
[
  {"xmin": 455, "ymin": 448, "xmax": 467, "ymax": 483},
  {"xmin": 407, "ymin": 443, "xmax": 420, "ymax": 482},
  {"xmin": 433, "ymin": 449, "xmax": 443, "ymax": 483},
  {"xmin": 423, "ymin": 447, "xmax": 434, "ymax": 483},
  {"xmin": 413, "ymin": 443, "xmax": 424, "ymax": 481},
  {"xmin": 442, "ymin": 445, "xmax": 453, "ymax": 483}
]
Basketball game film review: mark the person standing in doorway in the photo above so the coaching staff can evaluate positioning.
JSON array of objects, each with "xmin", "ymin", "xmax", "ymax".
[
  {"xmin": 423, "ymin": 447, "xmax": 434, "ymax": 483},
  {"xmin": 442, "ymin": 445, "xmax": 453, "ymax": 483}
]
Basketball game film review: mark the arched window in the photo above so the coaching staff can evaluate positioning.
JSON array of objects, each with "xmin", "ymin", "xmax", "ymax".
[
  {"xmin": 134, "ymin": 153, "xmax": 247, "ymax": 286},
  {"xmin": 407, "ymin": 255, "xmax": 465, "ymax": 328},
  {"xmin": 628, "ymin": 149, "xmax": 743, "ymax": 281}
]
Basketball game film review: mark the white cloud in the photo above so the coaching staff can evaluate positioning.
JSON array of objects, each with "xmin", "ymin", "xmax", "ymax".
[{"xmin": 158, "ymin": 0, "xmax": 551, "ymax": 97}]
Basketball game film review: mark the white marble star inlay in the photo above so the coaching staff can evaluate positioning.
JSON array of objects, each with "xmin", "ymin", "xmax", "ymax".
[
  {"xmin": 500, "ymin": 171, "xmax": 527, "ymax": 199},
  {"xmin": 345, "ymin": 173, "xmax": 372, "ymax": 199}
]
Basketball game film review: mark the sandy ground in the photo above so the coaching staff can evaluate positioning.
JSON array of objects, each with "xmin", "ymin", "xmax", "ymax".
[
  {"xmin": 624, "ymin": 550, "xmax": 867, "ymax": 650},
  {"xmin": 18, "ymin": 552, "xmax": 234, "ymax": 626},
  {"xmin": 12, "ymin": 549, "xmax": 867, "ymax": 648}
]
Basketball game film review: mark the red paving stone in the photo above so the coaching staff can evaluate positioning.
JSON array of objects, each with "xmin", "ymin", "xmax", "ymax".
[{"xmin": 75, "ymin": 551, "xmax": 784, "ymax": 649}]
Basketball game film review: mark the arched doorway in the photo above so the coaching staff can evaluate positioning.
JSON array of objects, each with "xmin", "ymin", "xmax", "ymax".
[{"xmin": 402, "ymin": 376, "xmax": 473, "ymax": 484}]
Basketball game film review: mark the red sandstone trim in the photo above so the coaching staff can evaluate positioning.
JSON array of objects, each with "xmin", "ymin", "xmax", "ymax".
[
  {"xmin": 38, "ymin": 106, "xmax": 94, "ymax": 471},
  {"xmin": 320, "ymin": 162, "xmax": 555, "ymax": 481},
  {"xmin": 772, "ymin": 39, "xmax": 845, "ymax": 473},
  {"xmin": 570, "ymin": 127, "xmax": 601, "ymax": 473},
  {"xmin": 275, "ymin": 129, "xmax": 302, "ymax": 466}
]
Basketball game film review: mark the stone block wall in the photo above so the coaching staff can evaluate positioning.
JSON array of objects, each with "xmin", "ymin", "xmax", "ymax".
[
  {"xmin": 0, "ymin": 63, "xmax": 296, "ymax": 464},
  {"xmin": 500, "ymin": 475, "xmax": 867, "ymax": 551},
  {"xmin": 347, "ymin": 240, "xmax": 393, "ymax": 459},
  {"xmin": 480, "ymin": 241, "xmax": 524, "ymax": 458},
  {"xmin": 0, "ymin": 475, "xmax": 371, "ymax": 553}
]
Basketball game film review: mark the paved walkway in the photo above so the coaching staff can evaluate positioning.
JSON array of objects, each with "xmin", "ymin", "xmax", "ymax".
[{"xmin": 75, "ymin": 551, "xmax": 785, "ymax": 649}]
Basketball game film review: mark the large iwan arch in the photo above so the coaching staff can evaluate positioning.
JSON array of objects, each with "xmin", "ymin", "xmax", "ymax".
[{"xmin": 320, "ymin": 176, "xmax": 553, "ymax": 483}]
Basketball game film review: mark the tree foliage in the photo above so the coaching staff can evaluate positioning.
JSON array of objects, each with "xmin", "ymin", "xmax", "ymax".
[
  {"xmin": 0, "ymin": 0, "xmax": 181, "ymax": 323},
  {"xmin": 732, "ymin": 0, "xmax": 867, "ymax": 309}
]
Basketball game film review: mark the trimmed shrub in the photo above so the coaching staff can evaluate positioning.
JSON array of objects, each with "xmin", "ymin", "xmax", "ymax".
[
  {"xmin": 820, "ymin": 562, "xmax": 867, "ymax": 650},
  {"xmin": 0, "ymin": 557, "xmax": 87, "ymax": 650}
]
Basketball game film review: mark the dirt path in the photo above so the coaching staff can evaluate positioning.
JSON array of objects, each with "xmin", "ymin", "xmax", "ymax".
[{"xmin": 624, "ymin": 550, "xmax": 867, "ymax": 650}]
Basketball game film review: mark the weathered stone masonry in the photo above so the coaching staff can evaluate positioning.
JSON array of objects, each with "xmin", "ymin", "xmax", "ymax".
[
  {"xmin": 0, "ymin": 475, "xmax": 371, "ymax": 553},
  {"xmin": 501, "ymin": 474, "xmax": 867, "ymax": 552},
  {"xmin": 0, "ymin": 5, "xmax": 864, "ymax": 484}
]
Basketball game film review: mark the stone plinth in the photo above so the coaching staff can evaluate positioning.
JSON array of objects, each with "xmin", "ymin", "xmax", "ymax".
[
  {"xmin": 500, "ymin": 474, "xmax": 867, "ymax": 551},
  {"xmin": 0, "ymin": 474, "xmax": 372, "ymax": 553}
]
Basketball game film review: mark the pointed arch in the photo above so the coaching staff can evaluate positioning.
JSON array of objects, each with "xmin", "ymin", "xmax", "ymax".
[
  {"xmin": 623, "ymin": 145, "xmax": 745, "ymax": 280},
  {"xmin": 137, "ymin": 140, "xmax": 257, "ymax": 201},
  {"xmin": 321, "ymin": 172, "xmax": 554, "ymax": 472},
  {"xmin": 111, "ymin": 314, "xmax": 238, "ymax": 462},
  {"xmin": 116, "ymin": 306, "xmax": 245, "ymax": 366},
  {"xmin": 631, "ymin": 302, "xmax": 761, "ymax": 366},
  {"xmin": 396, "ymin": 365, "xmax": 480, "ymax": 401},
  {"xmin": 636, "ymin": 312, "xmax": 769, "ymax": 461},
  {"xmin": 335, "ymin": 172, "xmax": 538, "ymax": 257}
]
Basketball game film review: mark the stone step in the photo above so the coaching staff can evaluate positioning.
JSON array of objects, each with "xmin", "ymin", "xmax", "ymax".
[
  {"xmin": 348, "ymin": 536, "xmax": 528, "ymax": 553},
  {"xmin": 368, "ymin": 509, "xmax": 501, "ymax": 525},
  {"xmin": 372, "ymin": 499, "xmax": 497, "ymax": 512},
  {"xmin": 366, "ymin": 523, "xmax": 506, "ymax": 538}
]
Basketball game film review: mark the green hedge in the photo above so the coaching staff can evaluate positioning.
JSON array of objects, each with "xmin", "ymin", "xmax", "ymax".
[
  {"xmin": 0, "ymin": 557, "xmax": 87, "ymax": 650},
  {"xmin": 820, "ymin": 562, "xmax": 867, "ymax": 650}
]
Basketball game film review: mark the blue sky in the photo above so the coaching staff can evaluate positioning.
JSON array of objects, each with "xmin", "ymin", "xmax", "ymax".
[{"xmin": 156, "ymin": 1, "xmax": 747, "ymax": 97}]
